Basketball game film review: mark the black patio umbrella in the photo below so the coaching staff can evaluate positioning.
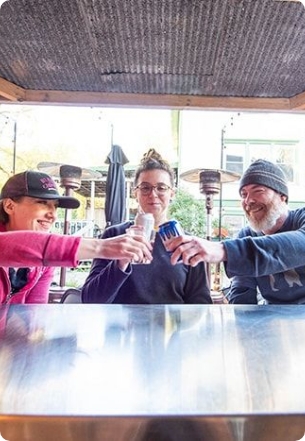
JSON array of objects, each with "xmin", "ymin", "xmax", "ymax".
[{"xmin": 105, "ymin": 144, "xmax": 129, "ymax": 226}]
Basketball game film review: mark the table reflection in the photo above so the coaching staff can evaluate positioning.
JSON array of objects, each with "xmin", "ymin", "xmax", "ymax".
[{"xmin": 0, "ymin": 304, "xmax": 305, "ymax": 441}]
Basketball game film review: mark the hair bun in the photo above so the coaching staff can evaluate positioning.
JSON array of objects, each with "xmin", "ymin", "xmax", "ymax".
[
  {"xmin": 141, "ymin": 148, "xmax": 162, "ymax": 164},
  {"xmin": 134, "ymin": 148, "xmax": 175, "ymax": 188}
]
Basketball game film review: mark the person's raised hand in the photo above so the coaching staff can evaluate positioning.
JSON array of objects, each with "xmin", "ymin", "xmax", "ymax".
[{"xmin": 168, "ymin": 235, "xmax": 227, "ymax": 266}]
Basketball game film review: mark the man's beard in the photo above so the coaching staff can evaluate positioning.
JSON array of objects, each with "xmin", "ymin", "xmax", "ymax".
[{"xmin": 246, "ymin": 199, "xmax": 286, "ymax": 233}]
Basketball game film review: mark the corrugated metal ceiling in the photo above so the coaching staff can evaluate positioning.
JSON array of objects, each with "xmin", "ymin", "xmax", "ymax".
[{"xmin": 0, "ymin": 0, "xmax": 304, "ymax": 110}]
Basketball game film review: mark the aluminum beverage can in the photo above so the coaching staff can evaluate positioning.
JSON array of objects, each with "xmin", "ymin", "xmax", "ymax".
[
  {"xmin": 158, "ymin": 219, "xmax": 184, "ymax": 251},
  {"xmin": 134, "ymin": 212, "xmax": 155, "ymax": 241}
]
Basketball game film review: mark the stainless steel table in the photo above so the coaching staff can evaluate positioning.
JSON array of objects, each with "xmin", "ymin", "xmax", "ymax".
[{"xmin": 0, "ymin": 304, "xmax": 305, "ymax": 441}]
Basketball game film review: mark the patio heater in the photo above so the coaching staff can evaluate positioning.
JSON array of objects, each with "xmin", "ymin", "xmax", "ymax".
[
  {"xmin": 59, "ymin": 165, "xmax": 82, "ymax": 287},
  {"xmin": 59, "ymin": 164, "xmax": 82, "ymax": 232},
  {"xmin": 37, "ymin": 162, "xmax": 103, "ymax": 289},
  {"xmin": 180, "ymin": 168, "xmax": 239, "ymax": 296}
]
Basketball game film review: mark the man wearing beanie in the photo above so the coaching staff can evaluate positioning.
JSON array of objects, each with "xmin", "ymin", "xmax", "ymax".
[
  {"xmin": 238, "ymin": 159, "xmax": 289, "ymax": 202},
  {"xmin": 169, "ymin": 159, "xmax": 305, "ymax": 304}
]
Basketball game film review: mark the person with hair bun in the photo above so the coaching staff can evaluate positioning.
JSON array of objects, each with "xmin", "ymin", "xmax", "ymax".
[{"xmin": 81, "ymin": 149, "xmax": 211, "ymax": 304}]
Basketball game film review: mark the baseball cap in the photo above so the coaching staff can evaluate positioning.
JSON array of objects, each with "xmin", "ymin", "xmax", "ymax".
[{"xmin": 0, "ymin": 171, "xmax": 80, "ymax": 209}]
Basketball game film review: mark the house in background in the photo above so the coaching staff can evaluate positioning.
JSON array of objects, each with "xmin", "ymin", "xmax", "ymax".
[{"xmin": 178, "ymin": 111, "xmax": 305, "ymax": 237}]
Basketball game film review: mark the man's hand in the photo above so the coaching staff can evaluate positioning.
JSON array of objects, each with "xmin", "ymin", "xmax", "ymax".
[{"xmin": 168, "ymin": 235, "xmax": 227, "ymax": 266}]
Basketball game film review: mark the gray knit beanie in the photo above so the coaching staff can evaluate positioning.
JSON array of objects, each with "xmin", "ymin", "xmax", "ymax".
[{"xmin": 239, "ymin": 159, "xmax": 288, "ymax": 198}]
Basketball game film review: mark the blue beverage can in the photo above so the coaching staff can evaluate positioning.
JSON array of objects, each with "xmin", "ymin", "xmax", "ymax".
[{"xmin": 158, "ymin": 219, "xmax": 184, "ymax": 251}]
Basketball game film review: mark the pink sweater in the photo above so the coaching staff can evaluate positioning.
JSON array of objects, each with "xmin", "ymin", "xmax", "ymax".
[{"xmin": 0, "ymin": 226, "xmax": 81, "ymax": 304}]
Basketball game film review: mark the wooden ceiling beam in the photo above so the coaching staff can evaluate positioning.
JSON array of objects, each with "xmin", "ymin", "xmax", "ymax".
[
  {"xmin": 289, "ymin": 91, "xmax": 305, "ymax": 110},
  {"xmin": 0, "ymin": 77, "xmax": 26, "ymax": 102},
  {"xmin": 10, "ymin": 89, "xmax": 291, "ymax": 111},
  {"xmin": 0, "ymin": 76, "xmax": 303, "ymax": 112}
]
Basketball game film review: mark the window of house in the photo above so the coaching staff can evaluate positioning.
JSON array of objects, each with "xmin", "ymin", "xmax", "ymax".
[{"xmin": 224, "ymin": 140, "xmax": 297, "ymax": 184}]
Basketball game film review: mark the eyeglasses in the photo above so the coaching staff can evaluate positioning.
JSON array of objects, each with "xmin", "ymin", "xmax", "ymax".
[{"xmin": 135, "ymin": 183, "xmax": 172, "ymax": 195}]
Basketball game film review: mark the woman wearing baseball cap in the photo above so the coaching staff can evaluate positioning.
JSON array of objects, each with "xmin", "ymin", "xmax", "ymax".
[{"xmin": 0, "ymin": 170, "xmax": 152, "ymax": 304}]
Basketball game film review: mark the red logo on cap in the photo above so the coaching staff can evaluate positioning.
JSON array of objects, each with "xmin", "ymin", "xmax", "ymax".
[{"xmin": 40, "ymin": 177, "xmax": 56, "ymax": 190}]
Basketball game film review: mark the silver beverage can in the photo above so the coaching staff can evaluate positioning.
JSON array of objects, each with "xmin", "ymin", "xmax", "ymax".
[
  {"xmin": 134, "ymin": 212, "xmax": 155, "ymax": 242},
  {"xmin": 158, "ymin": 219, "xmax": 184, "ymax": 251}
]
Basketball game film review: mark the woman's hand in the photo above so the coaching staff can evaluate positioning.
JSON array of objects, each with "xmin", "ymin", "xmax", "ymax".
[
  {"xmin": 77, "ymin": 234, "xmax": 153, "ymax": 268},
  {"xmin": 102, "ymin": 233, "xmax": 153, "ymax": 262}
]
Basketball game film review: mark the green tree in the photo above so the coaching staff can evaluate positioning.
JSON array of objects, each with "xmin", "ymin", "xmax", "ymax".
[{"xmin": 169, "ymin": 188, "xmax": 207, "ymax": 236}]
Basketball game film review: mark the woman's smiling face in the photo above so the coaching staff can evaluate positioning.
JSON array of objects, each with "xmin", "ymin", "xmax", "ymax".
[
  {"xmin": 3, "ymin": 196, "xmax": 58, "ymax": 231},
  {"xmin": 134, "ymin": 169, "xmax": 175, "ymax": 226}
]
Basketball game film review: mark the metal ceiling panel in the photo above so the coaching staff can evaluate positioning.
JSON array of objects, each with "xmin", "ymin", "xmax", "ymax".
[{"xmin": 0, "ymin": 0, "xmax": 304, "ymax": 107}]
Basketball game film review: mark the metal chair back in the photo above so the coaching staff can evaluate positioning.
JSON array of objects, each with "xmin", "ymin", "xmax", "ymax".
[{"xmin": 60, "ymin": 288, "xmax": 82, "ymax": 304}]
